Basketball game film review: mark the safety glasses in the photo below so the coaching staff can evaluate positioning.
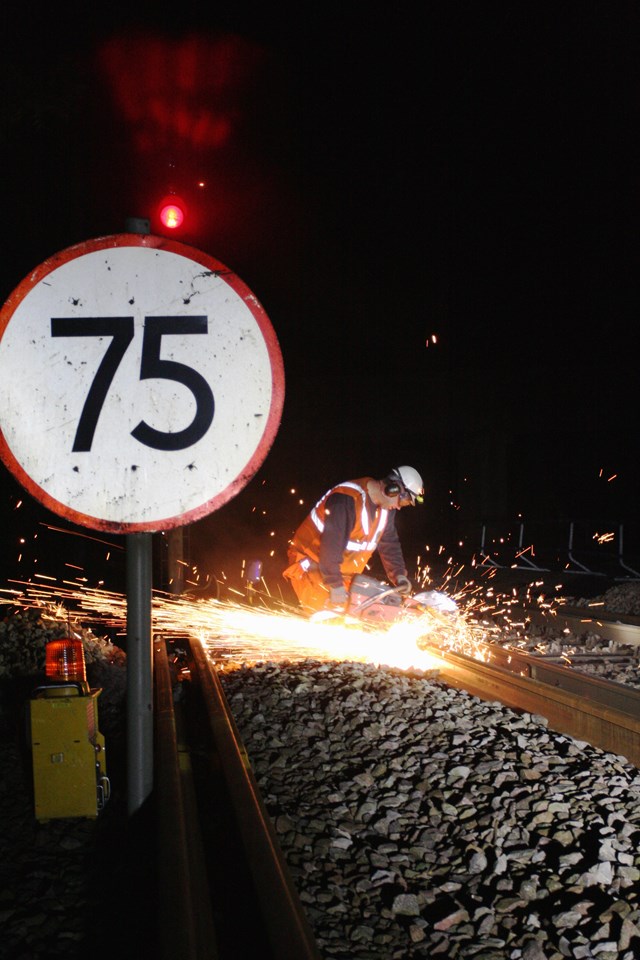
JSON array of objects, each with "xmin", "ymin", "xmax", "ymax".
[{"xmin": 399, "ymin": 487, "xmax": 423, "ymax": 506}]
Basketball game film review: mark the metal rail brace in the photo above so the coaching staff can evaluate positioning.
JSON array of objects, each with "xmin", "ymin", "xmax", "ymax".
[
  {"xmin": 564, "ymin": 522, "xmax": 604, "ymax": 576},
  {"xmin": 478, "ymin": 524, "xmax": 502, "ymax": 568},
  {"xmin": 513, "ymin": 522, "xmax": 548, "ymax": 572},
  {"xmin": 616, "ymin": 524, "xmax": 640, "ymax": 580}
]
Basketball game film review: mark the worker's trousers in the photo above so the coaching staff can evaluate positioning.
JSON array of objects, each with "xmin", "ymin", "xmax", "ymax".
[{"xmin": 283, "ymin": 554, "xmax": 336, "ymax": 615}]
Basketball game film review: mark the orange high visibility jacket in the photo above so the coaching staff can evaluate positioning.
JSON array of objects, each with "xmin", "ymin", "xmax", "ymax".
[{"xmin": 289, "ymin": 478, "xmax": 390, "ymax": 578}]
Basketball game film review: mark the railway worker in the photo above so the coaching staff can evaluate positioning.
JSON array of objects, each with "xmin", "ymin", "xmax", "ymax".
[{"xmin": 283, "ymin": 466, "xmax": 424, "ymax": 616}]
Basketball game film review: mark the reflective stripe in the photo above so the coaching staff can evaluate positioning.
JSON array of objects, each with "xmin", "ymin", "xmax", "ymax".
[
  {"xmin": 345, "ymin": 508, "xmax": 388, "ymax": 551},
  {"xmin": 310, "ymin": 506, "xmax": 323, "ymax": 532},
  {"xmin": 336, "ymin": 481, "xmax": 370, "ymax": 531},
  {"xmin": 310, "ymin": 484, "xmax": 388, "ymax": 552},
  {"xmin": 311, "ymin": 481, "xmax": 370, "ymax": 535},
  {"xmin": 368, "ymin": 508, "xmax": 389, "ymax": 548}
]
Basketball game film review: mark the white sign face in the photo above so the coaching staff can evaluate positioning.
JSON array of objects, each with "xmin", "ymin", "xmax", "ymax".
[{"xmin": 0, "ymin": 234, "xmax": 285, "ymax": 532}]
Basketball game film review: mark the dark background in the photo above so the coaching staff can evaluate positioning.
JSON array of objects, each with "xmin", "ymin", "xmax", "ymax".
[{"xmin": 1, "ymin": 2, "xmax": 638, "ymax": 592}]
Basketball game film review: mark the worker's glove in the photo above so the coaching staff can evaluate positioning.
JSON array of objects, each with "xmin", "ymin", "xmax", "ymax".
[
  {"xmin": 414, "ymin": 589, "xmax": 458, "ymax": 613},
  {"xmin": 395, "ymin": 575, "xmax": 413, "ymax": 595},
  {"xmin": 325, "ymin": 585, "xmax": 348, "ymax": 610}
]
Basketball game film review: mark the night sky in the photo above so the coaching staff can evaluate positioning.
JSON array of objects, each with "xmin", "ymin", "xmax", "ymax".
[{"xmin": 1, "ymin": 3, "xmax": 638, "ymax": 590}]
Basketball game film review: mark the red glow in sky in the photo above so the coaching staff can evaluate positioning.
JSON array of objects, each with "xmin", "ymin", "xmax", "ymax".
[{"xmin": 98, "ymin": 32, "xmax": 266, "ymax": 155}]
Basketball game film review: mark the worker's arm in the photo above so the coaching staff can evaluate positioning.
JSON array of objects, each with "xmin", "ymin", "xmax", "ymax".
[
  {"xmin": 318, "ymin": 493, "xmax": 355, "ymax": 589},
  {"xmin": 377, "ymin": 514, "xmax": 408, "ymax": 584}
]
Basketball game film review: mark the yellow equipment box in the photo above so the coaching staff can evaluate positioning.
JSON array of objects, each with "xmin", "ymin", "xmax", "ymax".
[{"xmin": 30, "ymin": 687, "xmax": 109, "ymax": 821}]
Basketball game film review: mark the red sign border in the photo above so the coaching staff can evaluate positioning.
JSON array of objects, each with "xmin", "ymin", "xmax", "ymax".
[{"xmin": 0, "ymin": 233, "xmax": 285, "ymax": 533}]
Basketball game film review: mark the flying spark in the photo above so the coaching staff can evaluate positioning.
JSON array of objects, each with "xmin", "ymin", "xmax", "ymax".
[{"xmin": 1, "ymin": 578, "xmax": 500, "ymax": 672}]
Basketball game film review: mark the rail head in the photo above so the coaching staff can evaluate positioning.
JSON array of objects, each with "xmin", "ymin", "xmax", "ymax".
[
  {"xmin": 183, "ymin": 636, "xmax": 323, "ymax": 960},
  {"xmin": 423, "ymin": 643, "xmax": 640, "ymax": 767}
]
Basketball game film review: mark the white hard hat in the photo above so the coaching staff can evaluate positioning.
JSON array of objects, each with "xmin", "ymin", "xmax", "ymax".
[{"xmin": 390, "ymin": 466, "xmax": 424, "ymax": 504}]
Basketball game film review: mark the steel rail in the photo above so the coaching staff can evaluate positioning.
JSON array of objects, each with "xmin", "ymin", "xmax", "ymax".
[
  {"xmin": 466, "ymin": 640, "xmax": 640, "ymax": 717},
  {"xmin": 423, "ymin": 642, "xmax": 640, "ymax": 766},
  {"xmin": 154, "ymin": 637, "xmax": 218, "ymax": 960},
  {"xmin": 524, "ymin": 604, "xmax": 640, "ymax": 647},
  {"xmin": 153, "ymin": 634, "xmax": 322, "ymax": 960},
  {"xmin": 188, "ymin": 636, "xmax": 322, "ymax": 960}
]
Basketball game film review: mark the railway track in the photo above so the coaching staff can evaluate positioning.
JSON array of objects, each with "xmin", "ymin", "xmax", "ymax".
[
  {"xmin": 153, "ymin": 634, "xmax": 322, "ymax": 960},
  {"xmin": 424, "ymin": 603, "xmax": 640, "ymax": 764},
  {"xmin": 525, "ymin": 602, "xmax": 640, "ymax": 647},
  {"xmin": 421, "ymin": 639, "xmax": 640, "ymax": 766},
  {"xmin": 151, "ymin": 610, "xmax": 640, "ymax": 959}
]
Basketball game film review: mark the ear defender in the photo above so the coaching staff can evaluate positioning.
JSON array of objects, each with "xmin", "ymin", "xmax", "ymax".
[{"xmin": 384, "ymin": 479, "xmax": 401, "ymax": 497}]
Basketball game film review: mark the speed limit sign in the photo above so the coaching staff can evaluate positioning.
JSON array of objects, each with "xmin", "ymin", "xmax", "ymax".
[{"xmin": 0, "ymin": 234, "xmax": 285, "ymax": 533}]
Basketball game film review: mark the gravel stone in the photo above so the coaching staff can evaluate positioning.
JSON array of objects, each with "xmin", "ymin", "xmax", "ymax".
[{"xmin": 221, "ymin": 656, "xmax": 640, "ymax": 959}]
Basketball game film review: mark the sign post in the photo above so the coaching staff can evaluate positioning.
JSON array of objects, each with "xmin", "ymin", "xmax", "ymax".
[
  {"xmin": 0, "ymin": 233, "xmax": 285, "ymax": 813},
  {"xmin": 126, "ymin": 532, "xmax": 153, "ymax": 813}
]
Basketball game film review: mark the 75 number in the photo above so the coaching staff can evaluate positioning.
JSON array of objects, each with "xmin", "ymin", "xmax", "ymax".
[{"xmin": 51, "ymin": 315, "xmax": 215, "ymax": 452}]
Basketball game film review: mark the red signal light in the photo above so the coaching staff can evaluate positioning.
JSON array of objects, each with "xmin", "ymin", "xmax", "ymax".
[{"xmin": 159, "ymin": 196, "xmax": 186, "ymax": 230}]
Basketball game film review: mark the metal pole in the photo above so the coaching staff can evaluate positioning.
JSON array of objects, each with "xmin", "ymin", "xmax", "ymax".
[
  {"xmin": 126, "ymin": 531, "xmax": 153, "ymax": 815},
  {"xmin": 123, "ymin": 216, "xmax": 154, "ymax": 816},
  {"xmin": 167, "ymin": 527, "xmax": 185, "ymax": 595}
]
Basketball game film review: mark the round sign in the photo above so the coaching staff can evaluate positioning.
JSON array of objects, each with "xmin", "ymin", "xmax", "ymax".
[{"xmin": 0, "ymin": 234, "xmax": 285, "ymax": 533}]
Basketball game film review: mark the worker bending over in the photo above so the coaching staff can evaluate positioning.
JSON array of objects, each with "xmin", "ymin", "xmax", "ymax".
[{"xmin": 284, "ymin": 466, "xmax": 424, "ymax": 616}]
